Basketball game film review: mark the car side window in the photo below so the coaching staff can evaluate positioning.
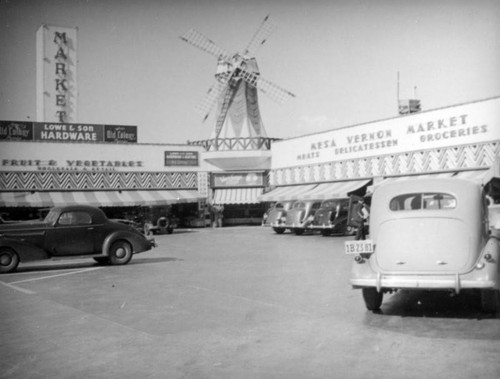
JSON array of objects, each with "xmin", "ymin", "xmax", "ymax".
[
  {"xmin": 58, "ymin": 211, "xmax": 92, "ymax": 225},
  {"xmin": 390, "ymin": 193, "xmax": 456, "ymax": 211}
]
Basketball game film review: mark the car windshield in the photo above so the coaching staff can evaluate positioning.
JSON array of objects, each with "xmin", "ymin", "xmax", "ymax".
[
  {"xmin": 44, "ymin": 209, "xmax": 60, "ymax": 224},
  {"xmin": 58, "ymin": 211, "xmax": 92, "ymax": 225},
  {"xmin": 275, "ymin": 202, "xmax": 285, "ymax": 209},
  {"xmin": 321, "ymin": 200, "xmax": 341, "ymax": 208},
  {"xmin": 389, "ymin": 192, "xmax": 457, "ymax": 211},
  {"xmin": 293, "ymin": 202, "xmax": 306, "ymax": 209}
]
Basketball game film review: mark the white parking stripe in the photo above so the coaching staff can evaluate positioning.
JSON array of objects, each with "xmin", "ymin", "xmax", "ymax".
[
  {"xmin": 0, "ymin": 280, "xmax": 35, "ymax": 295},
  {"xmin": 5, "ymin": 267, "xmax": 92, "ymax": 276},
  {"xmin": 10, "ymin": 267, "xmax": 103, "ymax": 285}
]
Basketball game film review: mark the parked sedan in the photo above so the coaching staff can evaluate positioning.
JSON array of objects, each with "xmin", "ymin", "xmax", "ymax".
[
  {"xmin": 348, "ymin": 177, "xmax": 500, "ymax": 313},
  {"xmin": 283, "ymin": 200, "xmax": 322, "ymax": 235},
  {"xmin": 0, "ymin": 205, "xmax": 156, "ymax": 273},
  {"xmin": 262, "ymin": 201, "xmax": 294, "ymax": 234},
  {"xmin": 310, "ymin": 198, "xmax": 351, "ymax": 236}
]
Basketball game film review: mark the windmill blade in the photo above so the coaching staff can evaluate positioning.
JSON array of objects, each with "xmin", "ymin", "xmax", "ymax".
[
  {"xmin": 195, "ymin": 78, "xmax": 231, "ymax": 121},
  {"xmin": 257, "ymin": 76, "xmax": 296, "ymax": 104},
  {"xmin": 239, "ymin": 68, "xmax": 295, "ymax": 104},
  {"xmin": 243, "ymin": 15, "xmax": 276, "ymax": 57},
  {"xmin": 180, "ymin": 28, "xmax": 231, "ymax": 60}
]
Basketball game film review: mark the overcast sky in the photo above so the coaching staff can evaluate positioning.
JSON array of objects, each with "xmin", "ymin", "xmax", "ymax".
[{"xmin": 1, "ymin": 0, "xmax": 499, "ymax": 144}]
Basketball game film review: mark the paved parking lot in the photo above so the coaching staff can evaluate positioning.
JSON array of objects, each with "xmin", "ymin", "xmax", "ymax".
[{"xmin": 1, "ymin": 227, "xmax": 500, "ymax": 379}]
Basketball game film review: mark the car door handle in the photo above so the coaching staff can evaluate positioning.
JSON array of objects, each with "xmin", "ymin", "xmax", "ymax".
[
  {"xmin": 87, "ymin": 227, "xmax": 94, "ymax": 231},
  {"xmin": 436, "ymin": 260, "xmax": 447, "ymax": 265},
  {"xmin": 395, "ymin": 261, "xmax": 406, "ymax": 265}
]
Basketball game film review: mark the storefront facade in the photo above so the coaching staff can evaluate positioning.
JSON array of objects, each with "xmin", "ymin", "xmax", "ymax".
[
  {"xmin": 1, "ymin": 97, "xmax": 499, "ymax": 225},
  {"xmin": 0, "ymin": 122, "xmax": 209, "ymax": 225},
  {"xmin": 260, "ymin": 96, "xmax": 500, "ymax": 202}
]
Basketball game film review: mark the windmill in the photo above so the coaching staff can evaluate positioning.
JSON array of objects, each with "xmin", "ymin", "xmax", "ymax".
[{"xmin": 180, "ymin": 15, "xmax": 295, "ymax": 151}]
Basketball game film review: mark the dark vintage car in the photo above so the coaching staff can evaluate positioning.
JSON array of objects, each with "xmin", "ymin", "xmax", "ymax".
[
  {"xmin": 0, "ymin": 205, "xmax": 156, "ymax": 273},
  {"xmin": 310, "ymin": 198, "xmax": 352, "ymax": 236},
  {"xmin": 145, "ymin": 216, "xmax": 175, "ymax": 235},
  {"xmin": 262, "ymin": 201, "xmax": 294, "ymax": 234},
  {"xmin": 110, "ymin": 218, "xmax": 144, "ymax": 234}
]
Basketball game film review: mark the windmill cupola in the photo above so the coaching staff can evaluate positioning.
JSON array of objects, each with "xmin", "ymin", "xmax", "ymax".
[{"xmin": 215, "ymin": 58, "xmax": 232, "ymax": 79}]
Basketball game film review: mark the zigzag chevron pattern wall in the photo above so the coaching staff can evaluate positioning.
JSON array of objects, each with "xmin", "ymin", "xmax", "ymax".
[
  {"xmin": 0, "ymin": 171, "xmax": 198, "ymax": 191},
  {"xmin": 271, "ymin": 142, "xmax": 500, "ymax": 186}
]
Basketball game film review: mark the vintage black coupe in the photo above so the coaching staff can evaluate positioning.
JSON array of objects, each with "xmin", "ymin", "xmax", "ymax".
[{"xmin": 0, "ymin": 205, "xmax": 155, "ymax": 273}]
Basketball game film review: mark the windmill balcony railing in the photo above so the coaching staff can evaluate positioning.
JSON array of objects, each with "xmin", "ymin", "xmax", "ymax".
[{"xmin": 188, "ymin": 137, "xmax": 281, "ymax": 152}]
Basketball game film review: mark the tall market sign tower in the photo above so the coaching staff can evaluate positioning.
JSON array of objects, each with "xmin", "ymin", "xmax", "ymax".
[{"xmin": 36, "ymin": 24, "xmax": 78, "ymax": 123}]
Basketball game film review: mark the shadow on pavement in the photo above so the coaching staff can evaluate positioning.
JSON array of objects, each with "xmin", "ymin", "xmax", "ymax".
[
  {"xmin": 10, "ymin": 256, "xmax": 182, "ymax": 274},
  {"xmin": 362, "ymin": 290, "xmax": 500, "ymax": 341}
]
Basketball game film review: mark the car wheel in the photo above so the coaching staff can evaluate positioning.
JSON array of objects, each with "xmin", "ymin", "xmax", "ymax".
[
  {"xmin": 167, "ymin": 226, "xmax": 173, "ymax": 234},
  {"xmin": 0, "ymin": 247, "xmax": 20, "ymax": 273},
  {"xmin": 321, "ymin": 230, "xmax": 332, "ymax": 236},
  {"xmin": 273, "ymin": 227, "xmax": 285, "ymax": 234},
  {"xmin": 294, "ymin": 228, "xmax": 304, "ymax": 235},
  {"xmin": 109, "ymin": 241, "xmax": 133, "ymax": 265},
  {"xmin": 362, "ymin": 287, "xmax": 383, "ymax": 311},
  {"xmin": 481, "ymin": 289, "xmax": 499, "ymax": 313},
  {"xmin": 93, "ymin": 257, "xmax": 110, "ymax": 265}
]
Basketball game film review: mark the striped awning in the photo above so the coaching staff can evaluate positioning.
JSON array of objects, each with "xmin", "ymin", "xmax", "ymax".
[
  {"xmin": 258, "ymin": 184, "xmax": 319, "ymax": 202},
  {"xmin": 301, "ymin": 180, "xmax": 371, "ymax": 200},
  {"xmin": 0, "ymin": 190, "xmax": 205, "ymax": 208},
  {"xmin": 213, "ymin": 188, "xmax": 263, "ymax": 204}
]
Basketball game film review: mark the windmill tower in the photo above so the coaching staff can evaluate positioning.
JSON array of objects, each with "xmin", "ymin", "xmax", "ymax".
[{"xmin": 180, "ymin": 15, "xmax": 294, "ymax": 170}]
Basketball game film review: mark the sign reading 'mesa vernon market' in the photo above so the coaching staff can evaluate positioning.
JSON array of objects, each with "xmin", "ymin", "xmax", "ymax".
[{"xmin": 0, "ymin": 121, "xmax": 137, "ymax": 143}]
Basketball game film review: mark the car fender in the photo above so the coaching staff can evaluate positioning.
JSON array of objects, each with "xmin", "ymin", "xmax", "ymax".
[
  {"xmin": 101, "ymin": 230, "xmax": 152, "ymax": 256},
  {"xmin": 0, "ymin": 236, "xmax": 49, "ymax": 262},
  {"xmin": 475, "ymin": 236, "xmax": 500, "ymax": 289}
]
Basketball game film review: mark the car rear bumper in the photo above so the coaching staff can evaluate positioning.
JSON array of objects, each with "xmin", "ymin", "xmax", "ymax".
[
  {"xmin": 309, "ymin": 224, "xmax": 334, "ymax": 230},
  {"xmin": 351, "ymin": 275, "xmax": 498, "ymax": 293}
]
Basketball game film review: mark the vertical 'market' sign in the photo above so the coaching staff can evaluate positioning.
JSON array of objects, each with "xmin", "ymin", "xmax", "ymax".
[{"xmin": 36, "ymin": 24, "xmax": 78, "ymax": 123}]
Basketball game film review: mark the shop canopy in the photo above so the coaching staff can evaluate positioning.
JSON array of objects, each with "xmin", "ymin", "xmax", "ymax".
[
  {"xmin": 258, "ymin": 180, "xmax": 371, "ymax": 203},
  {"xmin": 300, "ymin": 179, "xmax": 371, "ymax": 200},
  {"xmin": 258, "ymin": 184, "xmax": 319, "ymax": 202},
  {"xmin": 0, "ymin": 190, "xmax": 205, "ymax": 208},
  {"xmin": 212, "ymin": 188, "xmax": 263, "ymax": 204}
]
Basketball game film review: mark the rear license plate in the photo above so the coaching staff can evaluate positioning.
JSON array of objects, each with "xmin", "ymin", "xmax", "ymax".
[{"xmin": 345, "ymin": 240, "xmax": 374, "ymax": 254}]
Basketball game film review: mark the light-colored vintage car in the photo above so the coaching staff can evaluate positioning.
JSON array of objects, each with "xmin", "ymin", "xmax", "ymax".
[
  {"xmin": 263, "ymin": 200, "xmax": 294, "ymax": 234},
  {"xmin": 283, "ymin": 200, "xmax": 323, "ymax": 235},
  {"xmin": 347, "ymin": 177, "xmax": 500, "ymax": 313}
]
